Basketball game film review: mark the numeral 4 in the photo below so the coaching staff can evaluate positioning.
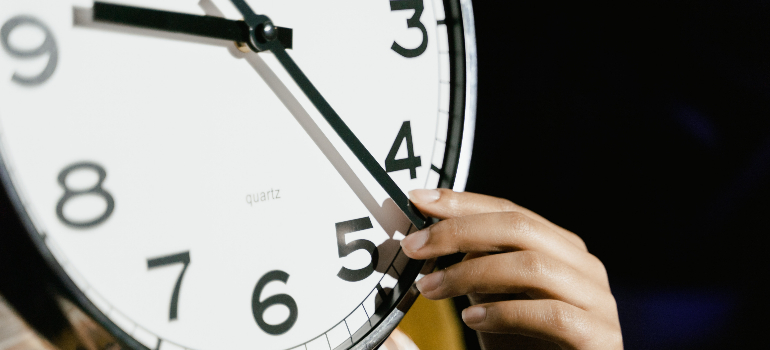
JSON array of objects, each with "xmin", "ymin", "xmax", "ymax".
[{"xmin": 385, "ymin": 121, "xmax": 422, "ymax": 179}]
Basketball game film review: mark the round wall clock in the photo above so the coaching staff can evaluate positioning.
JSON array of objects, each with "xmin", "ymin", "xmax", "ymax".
[{"xmin": 0, "ymin": 0, "xmax": 476, "ymax": 349}]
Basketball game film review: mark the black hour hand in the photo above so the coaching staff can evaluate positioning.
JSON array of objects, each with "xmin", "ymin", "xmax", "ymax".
[{"xmin": 92, "ymin": 2, "xmax": 293, "ymax": 49}]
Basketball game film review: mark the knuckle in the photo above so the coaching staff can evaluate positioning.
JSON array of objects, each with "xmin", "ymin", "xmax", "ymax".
[
  {"xmin": 547, "ymin": 302, "xmax": 592, "ymax": 346},
  {"xmin": 431, "ymin": 218, "xmax": 456, "ymax": 238},
  {"xmin": 447, "ymin": 218, "xmax": 467, "ymax": 239},
  {"xmin": 502, "ymin": 210, "xmax": 527, "ymax": 226},
  {"xmin": 606, "ymin": 325, "xmax": 625, "ymax": 349},
  {"xmin": 586, "ymin": 253, "xmax": 610, "ymax": 281},
  {"xmin": 587, "ymin": 320, "xmax": 623, "ymax": 350},
  {"xmin": 573, "ymin": 324, "xmax": 595, "ymax": 348},
  {"xmin": 607, "ymin": 294, "xmax": 619, "ymax": 312},
  {"xmin": 497, "ymin": 197, "xmax": 518, "ymax": 212},
  {"xmin": 572, "ymin": 234, "xmax": 588, "ymax": 250},
  {"xmin": 438, "ymin": 188, "xmax": 464, "ymax": 213},
  {"xmin": 518, "ymin": 251, "xmax": 549, "ymax": 277},
  {"xmin": 499, "ymin": 211, "xmax": 533, "ymax": 243},
  {"xmin": 600, "ymin": 293, "xmax": 620, "ymax": 320},
  {"xmin": 444, "ymin": 262, "xmax": 480, "ymax": 295},
  {"xmin": 547, "ymin": 302, "xmax": 574, "ymax": 332},
  {"xmin": 462, "ymin": 264, "xmax": 484, "ymax": 294},
  {"xmin": 436, "ymin": 188, "xmax": 455, "ymax": 199},
  {"xmin": 428, "ymin": 218, "xmax": 468, "ymax": 254}
]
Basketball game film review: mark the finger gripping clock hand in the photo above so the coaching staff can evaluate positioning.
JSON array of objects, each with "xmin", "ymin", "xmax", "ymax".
[{"xmin": 402, "ymin": 190, "xmax": 624, "ymax": 350}]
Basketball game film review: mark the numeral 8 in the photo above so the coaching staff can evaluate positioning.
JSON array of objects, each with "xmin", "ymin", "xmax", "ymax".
[{"xmin": 56, "ymin": 162, "xmax": 115, "ymax": 229}]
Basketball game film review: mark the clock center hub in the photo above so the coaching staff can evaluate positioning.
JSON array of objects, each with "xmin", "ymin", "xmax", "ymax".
[
  {"xmin": 260, "ymin": 21, "xmax": 277, "ymax": 42},
  {"xmin": 244, "ymin": 15, "xmax": 277, "ymax": 52}
]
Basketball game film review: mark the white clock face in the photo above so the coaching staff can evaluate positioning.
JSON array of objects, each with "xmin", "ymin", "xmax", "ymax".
[{"xmin": 0, "ymin": 0, "xmax": 471, "ymax": 349}]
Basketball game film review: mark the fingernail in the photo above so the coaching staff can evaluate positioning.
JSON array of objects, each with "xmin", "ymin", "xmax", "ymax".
[
  {"xmin": 416, "ymin": 270, "xmax": 444, "ymax": 294},
  {"xmin": 409, "ymin": 189, "xmax": 440, "ymax": 204},
  {"xmin": 462, "ymin": 306, "xmax": 486, "ymax": 324},
  {"xmin": 400, "ymin": 228, "xmax": 428, "ymax": 253}
]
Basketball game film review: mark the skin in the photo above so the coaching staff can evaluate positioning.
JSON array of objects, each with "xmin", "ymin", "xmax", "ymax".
[
  {"xmin": 399, "ymin": 189, "xmax": 623, "ymax": 350},
  {"xmin": 1, "ymin": 189, "xmax": 620, "ymax": 350}
]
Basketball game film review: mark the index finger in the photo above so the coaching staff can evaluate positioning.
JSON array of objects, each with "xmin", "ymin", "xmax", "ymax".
[{"xmin": 410, "ymin": 189, "xmax": 587, "ymax": 251}]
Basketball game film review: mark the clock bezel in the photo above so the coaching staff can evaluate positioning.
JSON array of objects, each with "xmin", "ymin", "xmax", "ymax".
[
  {"xmin": 356, "ymin": 0, "xmax": 478, "ymax": 348},
  {"xmin": 0, "ymin": 0, "xmax": 477, "ymax": 348}
]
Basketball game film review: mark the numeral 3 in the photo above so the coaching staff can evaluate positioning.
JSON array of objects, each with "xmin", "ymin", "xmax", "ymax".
[{"xmin": 390, "ymin": 0, "xmax": 428, "ymax": 58}]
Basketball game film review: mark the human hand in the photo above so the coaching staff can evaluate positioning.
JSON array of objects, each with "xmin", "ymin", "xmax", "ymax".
[
  {"xmin": 381, "ymin": 328, "xmax": 420, "ymax": 350},
  {"xmin": 400, "ymin": 189, "xmax": 623, "ymax": 350},
  {"xmin": 0, "ymin": 295, "xmax": 60, "ymax": 350}
]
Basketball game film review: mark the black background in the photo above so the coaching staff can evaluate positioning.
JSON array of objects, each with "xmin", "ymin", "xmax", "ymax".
[{"xmin": 464, "ymin": 0, "xmax": 769, "ymax": 349}]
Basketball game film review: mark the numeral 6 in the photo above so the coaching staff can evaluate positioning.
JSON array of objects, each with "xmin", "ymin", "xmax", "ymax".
[{"xmin": 252, "ymin": 270, "xmax": 298, "ymax": 335}]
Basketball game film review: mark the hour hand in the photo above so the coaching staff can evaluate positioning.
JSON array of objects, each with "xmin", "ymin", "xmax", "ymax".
[{"xmin": 91, "ymin": 2, "xmax": 293, "ymax": 49}]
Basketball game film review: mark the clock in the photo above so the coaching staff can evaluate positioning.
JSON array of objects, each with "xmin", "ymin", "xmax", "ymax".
[{"xmin": 0, "ymin": 0, "xmax": 476, "ymax": 349}]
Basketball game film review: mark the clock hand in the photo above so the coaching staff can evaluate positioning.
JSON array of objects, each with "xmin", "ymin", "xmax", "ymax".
[
  {"xmin": 229, "ymin": 0, "xmax": 427, "ymax": 230},
  {"xmin": 90, "ymin": 2, "xmax": 293, "ymax": 49}
]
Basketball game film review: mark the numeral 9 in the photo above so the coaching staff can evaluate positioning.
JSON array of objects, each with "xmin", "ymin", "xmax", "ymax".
[{"xmin": 1, "ymin": 15, "xmax": 59, "ymax": 86}]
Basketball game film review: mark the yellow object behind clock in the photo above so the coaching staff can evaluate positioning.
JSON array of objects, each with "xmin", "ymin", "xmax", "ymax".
[{"xmin": 398, "ymin": 295, "xmax": 466, "ymax": 350}]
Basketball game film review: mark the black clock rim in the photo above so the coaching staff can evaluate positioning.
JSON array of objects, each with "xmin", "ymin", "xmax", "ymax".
[
  {"xmin": 0, "ymin": 0, "xmax": 474, "ymax": 348},
  {"xmin": 349, "ymin": 0, "xmax": 474, "ymax": 347}
]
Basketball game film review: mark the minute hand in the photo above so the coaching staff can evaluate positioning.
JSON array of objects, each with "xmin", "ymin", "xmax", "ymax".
[
  {"xmin": 228, "ymin": 0, "xmax": 427, "ymax": 229},
  {"xmin": 270, "ymin": 43, "xmax": 427, "ymax": 229}
]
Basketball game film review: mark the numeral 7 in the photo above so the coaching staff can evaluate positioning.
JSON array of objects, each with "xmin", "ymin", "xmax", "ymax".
[{"xmin": 147, "ymin": 251, "xmax": 191, "ymax": 321}]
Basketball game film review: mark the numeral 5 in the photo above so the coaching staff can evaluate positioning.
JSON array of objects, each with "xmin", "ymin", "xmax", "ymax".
[{"xmin": 336, "ymin": 217, "xmax": 379, "ymax": 282}]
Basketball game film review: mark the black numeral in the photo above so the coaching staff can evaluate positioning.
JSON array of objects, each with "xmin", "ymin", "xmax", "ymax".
[
  {"xmin": 252, "ymin": 270, "xmax": 298, "ymax": 335},
  {"xmin": 147, "ymin": 251, "xmax": 191, "ymax": 321},
  {"xmin": 336, "ymin": 217, "xmax": 379, "ymax": 282},
  {"xmin": 1, "ymin": 15, "xmax": 58, "ymax": 86},
  {"xmin": 56, "ymin": 162, "xmax": 115, "ymax": 228},
  {"xmin": 385, "ymin": 121, "xmax": 422, "ymax": 179},
  {"xmin": 390, "ymin": 0, "xmax": 428, "ymax": 58}
]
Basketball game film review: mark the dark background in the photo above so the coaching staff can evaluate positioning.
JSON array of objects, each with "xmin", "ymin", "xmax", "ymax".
[{"xmin": 463, "ymin": 0, "xmax": 769, "ymax": 349}]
